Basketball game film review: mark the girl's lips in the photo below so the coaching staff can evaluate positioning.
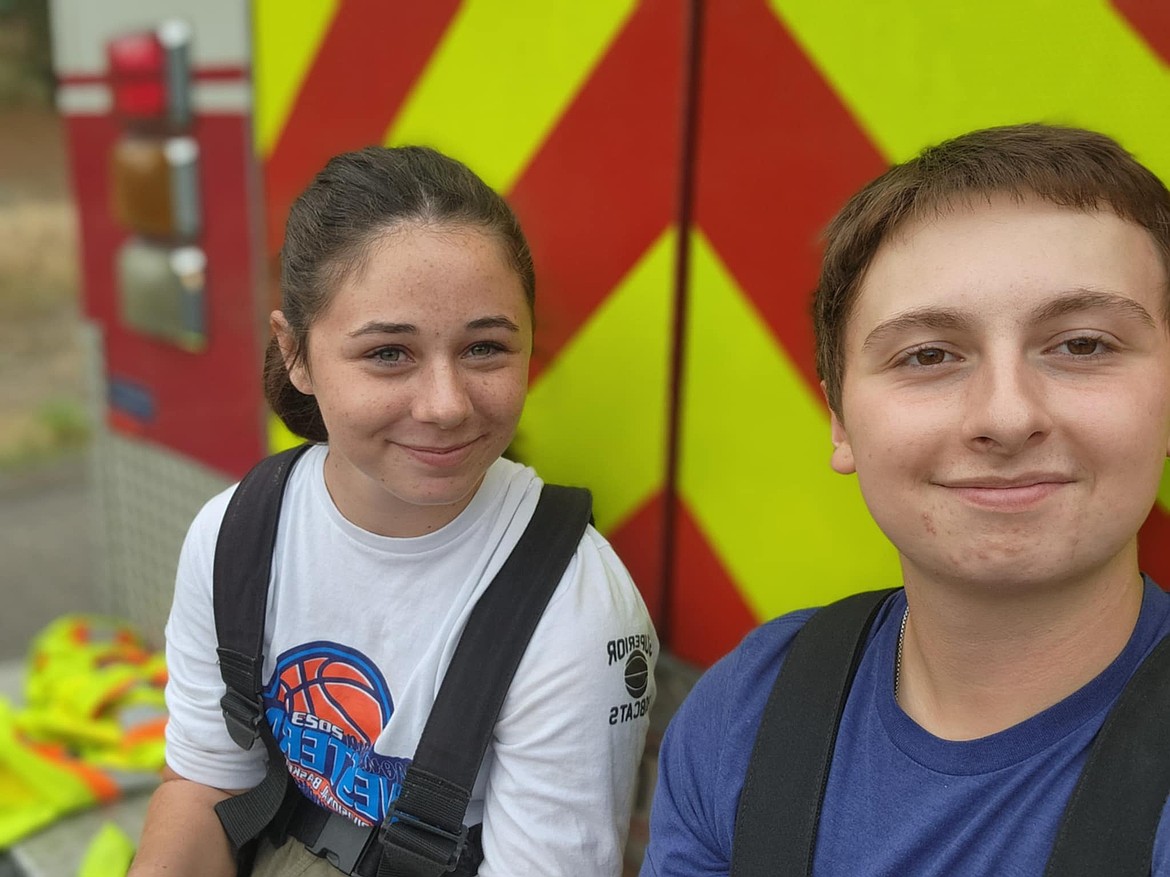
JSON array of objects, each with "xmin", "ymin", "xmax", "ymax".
[{"xmin": 397, "ymin": 439, "xmax": 479, "ymax": 468}]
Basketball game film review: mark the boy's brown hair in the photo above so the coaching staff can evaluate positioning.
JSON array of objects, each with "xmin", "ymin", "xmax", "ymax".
[{"xmin": 813, "ymin": 123, "xmax": 1170, "ymax": 417}]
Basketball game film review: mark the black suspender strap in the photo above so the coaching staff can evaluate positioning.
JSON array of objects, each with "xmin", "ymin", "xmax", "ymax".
[
  {"xmin": 729, "ymin": 586, "xmax": 1170, "ymax": 877},
  {"xmin": 374, "ymin": 483, "xmax": 592, "ymax": 877},
  {"xmin": 213, "ymin": 444, "xmax": 313, "ymax": 860},
  {"xmin": 729, "ymin": 588, "xmax": 897, "ymax": 877},
  {"xmin": 211, "ymin": 445, "xmax": 592, "ymax": 876},
  {"xmin": 1044, "ymin": 629, "xmax": 1170, "ymax": 876}
]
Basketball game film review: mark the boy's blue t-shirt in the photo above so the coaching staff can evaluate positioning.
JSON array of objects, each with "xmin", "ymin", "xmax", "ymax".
[{"xmin": 642, "ymin": 577, "xmax": 1170, "ymax": 877}]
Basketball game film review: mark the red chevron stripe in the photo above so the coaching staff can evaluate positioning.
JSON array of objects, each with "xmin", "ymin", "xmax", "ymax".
[
  {"xmin": 1140, "ymin": 504, "xmax": 1170, "ymax": 588},
  {"xmin": 668, "ymin": 502, "xmax": 757, "ymax": 667},
  {"xmin": 658, "ymin": 1, "xmax": 891, "ymax": 662},
  {"xmin": 693, "ymin": 0, "xmax": 887, "ymax": 390},
  {"xmin": 262, "ymin": 0, "xmax": 461, "ymax": 258},
  {"xmin": 606, "ymin": 492, "xmax": 668, "ymax": 628},
  {"xmin": 507, "ymin": 0, "xmax": 686, "ymax": 380},
  {"xmin": 1110, "ymin": 1, "xmax": 1170, "ymax": 67}
]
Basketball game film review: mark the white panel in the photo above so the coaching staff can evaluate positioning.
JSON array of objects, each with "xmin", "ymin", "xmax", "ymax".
[
  {"xmin": 193, "ymin": 80, "xmax": 252, "ymax": 112},
  {"xmin": 56, "ymin": 83, "xmax": 112, "ymax": 115},
  {"xmin": 56, "ymin": 81, "xmax": 250, "ymax": 116},
  {"xmin": 50, "ymin": 0, "xmax": 251, "ymax": 76}
]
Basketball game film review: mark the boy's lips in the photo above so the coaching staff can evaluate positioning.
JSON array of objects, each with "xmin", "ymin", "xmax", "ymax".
[
  {"xmin": 936, "ymin": 474, "xmax": 1074, "ymax": 511},
  {"xmin": 939, "ymin": 473, "xmax": 1074, "ymax": 489}
]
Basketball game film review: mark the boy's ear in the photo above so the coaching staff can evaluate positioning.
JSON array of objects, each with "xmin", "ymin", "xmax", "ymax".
[
  {"xmin": 829, "ymin": 409, "xmax": 857, "ymax": 475},
  {"xmin": 271, "ymin": 310, "xmax": 313, "ymax": 396},
  {"xmin": 822, "ymin": 381, "xmax": 856, "ymax": 475}
]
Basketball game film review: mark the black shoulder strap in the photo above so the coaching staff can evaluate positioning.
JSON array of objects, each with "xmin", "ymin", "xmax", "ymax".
[
  {"xmin": 729, "ymin": 588, "xmax": 1170, "ymax": 877},
  {"xmin": 212, "ymin": 444, "xmax": 313, "ymax": 859},
  {"xmin": 375, "ymin": 484, "xmax": 592, "ymax": 877},
  {"xmin": 211, "ymin": 455, "xmax": 592, "ymax": 876},
  {"xmin": 730, "ymin": 588, "xmax": 897, "ymax": 877},
  {"xmin": 1044, "ymin": 629, "xmax": 1170, "ymax": 876}
]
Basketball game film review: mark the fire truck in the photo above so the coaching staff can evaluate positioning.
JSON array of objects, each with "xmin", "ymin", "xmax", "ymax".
[{"xmin": 49, "ymin": 0, "xmax": 1170, "ymax": 673}]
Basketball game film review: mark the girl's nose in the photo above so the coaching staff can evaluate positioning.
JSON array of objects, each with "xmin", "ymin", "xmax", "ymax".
[{"xmin": 412, "ymin": 362, "xmax": 473, "ymax": 429}]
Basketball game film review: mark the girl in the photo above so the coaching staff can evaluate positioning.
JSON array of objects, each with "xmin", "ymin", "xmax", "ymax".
[{"xmin": 131, "ymin": 146, "xmax": 656, "ymax": 876}]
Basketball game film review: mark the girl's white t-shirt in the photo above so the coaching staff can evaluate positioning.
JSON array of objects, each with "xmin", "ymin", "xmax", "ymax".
[{"xmin": 164, "ymin": 444, "xmax": 657, "ymax": 875}]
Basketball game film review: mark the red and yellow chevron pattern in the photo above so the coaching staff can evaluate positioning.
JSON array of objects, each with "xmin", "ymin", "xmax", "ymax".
[{"xmin": 256, "ymin": 0, "xmax": 1170, "ymax": 667}]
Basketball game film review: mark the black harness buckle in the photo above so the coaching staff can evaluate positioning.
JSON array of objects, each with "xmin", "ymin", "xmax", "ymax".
[
  {"xmin": 305, "ymin": 811, "xmax": 377, "ymax": 874},
  {"xmin": 379, "ymin": 801, "xmax": 469, "ymax": 873},
  {"xmin": 219, "ymin": 688, "xmax": 263, "ymax": 750}
]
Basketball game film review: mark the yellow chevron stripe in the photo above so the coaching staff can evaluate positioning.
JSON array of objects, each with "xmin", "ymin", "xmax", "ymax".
[
  {"xmin": 518, "ymin": 230, "xmax": 674, "ymax": 533},
  {"xmin": 268, "ymin": 412, "xmax": 302, "ymax": 455},
  {"xmin": 253, "ymin": 0, "xmax": 340, "ymax": 158},
  {"xmin": 1159, "ymin": 463, "xmax": 1170, "ymax": 512},
  {"xmin": 679, "ymin": 231, "xmax": 899, "ymax": 620},
  {"xmin": 768, "ymin": 0, "xmax": 1170, "ymax": 180},
  {"xmin": 383, "ymin": 0, "xmax": 637, "ymax": 192}
]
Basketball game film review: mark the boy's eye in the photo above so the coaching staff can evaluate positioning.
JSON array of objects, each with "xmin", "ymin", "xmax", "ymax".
[
  {"xmin": 467, "ymin": 342, "xmax": 501, "ymax": 357},
  {"xmin": 1063, "ymin": 337, "xmax": 1102, "ymax": 356},
  {"xmin": 911, "ymin": 347, "xmax": 948, "ymax": 366}
]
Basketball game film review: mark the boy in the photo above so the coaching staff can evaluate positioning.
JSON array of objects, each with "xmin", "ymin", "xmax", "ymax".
[{"xmin": 641, "ymin": 124, "xmax": 1170, "ymax": 875}]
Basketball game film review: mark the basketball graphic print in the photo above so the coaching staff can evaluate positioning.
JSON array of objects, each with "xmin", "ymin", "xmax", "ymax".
[
  {"xmin": 264, "ymin": 642, "xmax": 411, "ymax": 826},
  {"xmin": 605, "ymin": 633, "xmax": 654, "ymax": 726},
  {"xmin": 273, "ymin": 650, "xmax": 386, "ymax": 742},
  {"xmin": 625, "ymin": 650, "xmax": 649, "ymax": 699}
]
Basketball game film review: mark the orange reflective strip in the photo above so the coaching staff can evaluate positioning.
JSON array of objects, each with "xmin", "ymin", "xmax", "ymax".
[
  {"xmin": 27, "ymin": 742, "xmax": 120, "ymax": 804},
  {"xmin": 122, "ymin": 716, "xmax": 168, "ymax": 748}
]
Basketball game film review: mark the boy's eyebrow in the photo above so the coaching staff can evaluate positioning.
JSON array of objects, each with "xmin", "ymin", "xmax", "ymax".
[
  {"xmin": 1029, "ymin": 289, "xmax": 1156, "ymax": 327},
  {"xmin": 862, "ymin": 308, "xmax": 970, "ymax": 351},
  {"xmin": 860, "ymin": 290, "xmax": 1158, "ymax": 352}
]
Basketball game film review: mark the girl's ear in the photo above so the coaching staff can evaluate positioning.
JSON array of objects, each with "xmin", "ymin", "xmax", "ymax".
[{"xmin": 271, "ymin": 311, "xmax": 313, "ymax": 395}]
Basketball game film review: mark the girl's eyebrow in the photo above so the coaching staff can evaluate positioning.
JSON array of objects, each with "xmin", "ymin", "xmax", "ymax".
[
  {"xmin": 348, "ymin": 322, "xmax": 415, "ymax": 337},
  {"xmin": 347, "ymin": 316, "xmax": 520, "ymax": 337},
  {"xmin": 467, "ymin": 315, "xmax": 520, "ymax": 332}
]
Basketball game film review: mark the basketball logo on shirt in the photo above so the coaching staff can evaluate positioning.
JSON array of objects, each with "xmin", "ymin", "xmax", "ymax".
[
  {"xmin": 264, "ymin": 642, "xmax": 411, "ymax": 826},
  {"xmin": 606, "ymin": 633, "xmax": 653, "ymax": 725},
  {"xmin": 624, "ymin": 649, "xmax": 649, "ymax": 698}
]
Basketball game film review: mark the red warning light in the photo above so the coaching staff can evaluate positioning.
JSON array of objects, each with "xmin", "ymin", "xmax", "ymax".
[{"xmin": 106, "ymin": 21, "xmax": 191, "ymax": 127}]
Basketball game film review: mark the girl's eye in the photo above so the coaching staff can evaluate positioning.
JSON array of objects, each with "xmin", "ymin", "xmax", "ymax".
[
  {"xmin": 467, "ymin": 342, "xmax": 502, "ymax": 357},
  {"xmin": 372, "ymin": 347, "xmax": 404, "ymax": 363}
]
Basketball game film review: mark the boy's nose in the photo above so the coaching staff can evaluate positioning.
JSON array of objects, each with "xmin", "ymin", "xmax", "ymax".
[
  {"xmin": 412, "ymin": 363, "xmax": 472, "ymax": 428},
  {"xmin": 960, "ymin": 359, "xmax": 1052, "ymax": 455}
]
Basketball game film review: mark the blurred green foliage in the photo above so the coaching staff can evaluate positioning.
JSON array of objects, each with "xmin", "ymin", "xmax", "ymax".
[
  {"xmin": 0, "ymin": 396, "xmax": 91, "ymax": 471},
  {"xmin": 0, "ymin": 0, "xmax": 52, "ymax": 108}
]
